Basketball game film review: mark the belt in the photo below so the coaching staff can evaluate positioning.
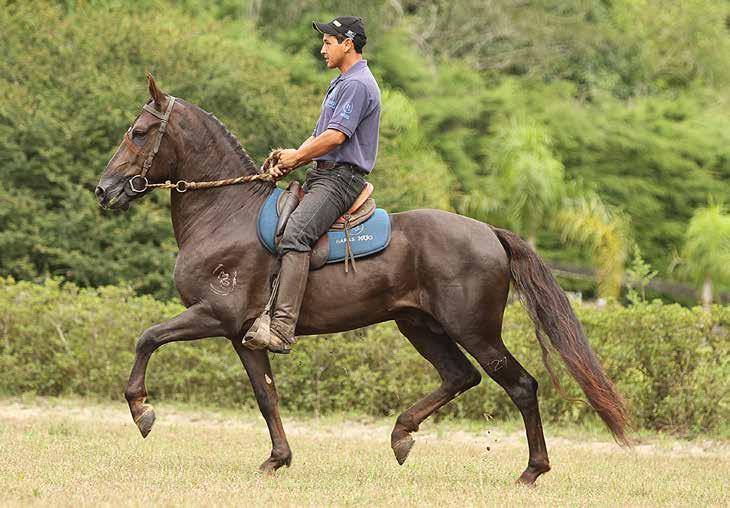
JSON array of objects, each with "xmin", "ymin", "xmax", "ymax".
[{"xmin": 313, "ymin": 160, "xmax": 366, "ymax": 175}]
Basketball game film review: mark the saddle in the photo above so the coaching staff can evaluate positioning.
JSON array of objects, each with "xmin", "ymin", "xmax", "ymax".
[
  {"xmin": 257, "ymin": 183, "xmax": 391, "ymax": 272},
  {"xmin": 276, "ymin": 181, "xmax": 374, "ymax": 270}
]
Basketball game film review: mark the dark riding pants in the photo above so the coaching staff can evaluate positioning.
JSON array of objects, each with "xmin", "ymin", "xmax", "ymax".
[{"xmin": 278, "ymin": 165, "xmax": 367, "ymax": 255}]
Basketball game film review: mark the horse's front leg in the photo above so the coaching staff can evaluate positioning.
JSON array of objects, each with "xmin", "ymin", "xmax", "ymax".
[
  {"xmin": 231, "ymin": 342, "xmax": 292, "ymax": 473},
  {"xmin": 125, "ymin": 302, "xmax": 227, "ymax": 438}
]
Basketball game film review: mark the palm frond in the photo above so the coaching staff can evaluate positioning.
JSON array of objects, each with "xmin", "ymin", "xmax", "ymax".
[{"xmin": 558, "ymin": 194, "xmax": 632, "ymax": 298}]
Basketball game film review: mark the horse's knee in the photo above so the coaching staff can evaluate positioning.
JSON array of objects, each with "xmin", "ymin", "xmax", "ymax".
[{"xmin": 135, "ymin": 327, "xmax": 161, "ymax": 355}]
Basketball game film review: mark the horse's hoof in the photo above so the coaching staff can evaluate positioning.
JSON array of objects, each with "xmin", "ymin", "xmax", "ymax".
[
  {"xmin": 135, "ymin": 406, "xmax": 156, "ymax": 438},
  {"xmin": 516, "ymin": 475, "xmax": 538, "ymax": 487},
  {"xmin": 516, "ymin": 463, "xmax": 550, "ymax": 486},
  {"xmin": 392, "ymin": 435, "xmax": 415, "ymax": 465},
  {"xmin": 258, "ymin": 453, "xmax": 291, "ymax": 475},
  {"xmin": 258, "ymin": 462, "xmax": 277, "ymax": 475}
]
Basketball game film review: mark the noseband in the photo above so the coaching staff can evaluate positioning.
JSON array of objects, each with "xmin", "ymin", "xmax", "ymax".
[{"xmin": 124, "ymin": 97, "xmax": 177, "ymax": 194}]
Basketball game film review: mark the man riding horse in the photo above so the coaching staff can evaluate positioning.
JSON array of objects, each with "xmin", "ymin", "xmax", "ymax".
[
  {"xmin": 263, "ymin": 16, "xmax": 380, "ymax": 354},
  {"xmin": 95, "ymin": 16, "xmax": 629, "ymax": 484}
]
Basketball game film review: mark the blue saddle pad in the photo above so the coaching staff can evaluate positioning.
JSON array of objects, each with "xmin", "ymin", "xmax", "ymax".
[{"xmin": 257, "ymin": 187, "xmax": 391, "ymax": 264}]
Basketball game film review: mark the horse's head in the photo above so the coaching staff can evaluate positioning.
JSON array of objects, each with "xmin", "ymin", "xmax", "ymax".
[{"xmin": 96, "ymin": 74, "xmax": 180, "ymax": 210}]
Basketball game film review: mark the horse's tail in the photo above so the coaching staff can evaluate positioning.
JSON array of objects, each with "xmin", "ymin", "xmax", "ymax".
[{"xmin": 490, "ymin": 226, "xmax": 630, "ymax": 446}]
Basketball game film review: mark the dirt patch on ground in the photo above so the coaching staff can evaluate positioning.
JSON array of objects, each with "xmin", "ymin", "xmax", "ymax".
[{"xmin": 1, "ymin": 397, "xmax": 726, "ymax": 459}]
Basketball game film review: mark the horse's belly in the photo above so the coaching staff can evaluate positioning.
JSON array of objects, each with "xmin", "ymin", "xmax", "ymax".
[{"xmin": 294, "ymin": 209, "xmax": 509, "ymax": 335}]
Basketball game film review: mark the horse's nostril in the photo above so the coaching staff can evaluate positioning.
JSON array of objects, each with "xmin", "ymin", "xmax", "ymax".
[{"xmin": 95, "ymin": 186, "xmax": 106, "ymax": 201}]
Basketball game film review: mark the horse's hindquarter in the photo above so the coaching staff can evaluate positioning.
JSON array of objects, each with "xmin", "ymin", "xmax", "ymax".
[{"xmin": 298, "ymin": 209, "xmax": 511, "ymax": 335}]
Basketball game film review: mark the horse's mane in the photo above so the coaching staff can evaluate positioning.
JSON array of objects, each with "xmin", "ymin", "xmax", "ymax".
[{"xmin": 183, "ymin": 100, "xmax": 261, "ymax": 175}]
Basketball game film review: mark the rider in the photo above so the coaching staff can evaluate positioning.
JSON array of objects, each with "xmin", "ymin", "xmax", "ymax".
[{"xmin": 265, "ymin": 16, "xmax": 381, "ymax": 354}]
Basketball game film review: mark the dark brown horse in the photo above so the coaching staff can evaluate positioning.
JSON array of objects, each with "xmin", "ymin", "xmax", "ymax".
[{"xmin": 96, "ymin": 76, "xmax": 628, "ymax": 485}]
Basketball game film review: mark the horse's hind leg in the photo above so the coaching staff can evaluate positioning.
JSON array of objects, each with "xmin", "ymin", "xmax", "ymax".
[
  {"xmin": 124, "ymin": 303, "xmax": 226, "ymax": 438},
  {"xmin": 457, "ymin": 328, "xmax": 550, "ymax": 485},
  {"xmin": 231, "ymin": 342, "xmax": 292, "ymax": 474},
  {"xmin": 392, "ymin": 319, "xmax": 482, "ymax": 465}
]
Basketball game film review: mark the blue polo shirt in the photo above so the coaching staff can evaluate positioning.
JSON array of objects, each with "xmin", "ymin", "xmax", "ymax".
[{"xmin": 312, "ymin": 59, "xmax": 381, "ymax": 173}]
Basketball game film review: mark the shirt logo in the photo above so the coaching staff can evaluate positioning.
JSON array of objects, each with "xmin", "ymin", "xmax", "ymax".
[
  {"xmin": 341, "ymin": 102, "xmax": 353, "ymax": 120},
  {"xmin": 326, "ymin": 97, "xmax": 337, "ymax": 109}
]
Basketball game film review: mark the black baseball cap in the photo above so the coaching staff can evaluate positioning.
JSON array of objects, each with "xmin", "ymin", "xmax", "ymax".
[{"xmin": 312, "ymin": 16, "xmax": 367, "ymax": 47}]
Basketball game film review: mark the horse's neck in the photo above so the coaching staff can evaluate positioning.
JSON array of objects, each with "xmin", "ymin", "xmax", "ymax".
[{"xmin": 169, "ymin": 121, "xmax": 272, "ymax": 247}]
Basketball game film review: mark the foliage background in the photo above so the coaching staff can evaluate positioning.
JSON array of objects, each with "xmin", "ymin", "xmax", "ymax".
[{"xmin": 1, "ymin": 0, "xmax": 729, "ymax": 300}]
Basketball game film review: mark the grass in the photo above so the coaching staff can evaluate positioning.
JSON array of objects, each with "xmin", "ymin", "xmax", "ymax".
[{"xmin": 0, "ymin": 397, "xmax": 727, "ymax": 507}]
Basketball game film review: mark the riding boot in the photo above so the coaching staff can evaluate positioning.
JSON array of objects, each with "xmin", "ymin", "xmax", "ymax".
[{"xmin": 268, "ymin": 251, "xmax": 310, "ymax": 354}]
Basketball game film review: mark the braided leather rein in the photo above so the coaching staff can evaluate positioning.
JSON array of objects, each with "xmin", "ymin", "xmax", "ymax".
[{"xmin": 146, "ymin": 172, "xmax": 275, "ymax": 193}]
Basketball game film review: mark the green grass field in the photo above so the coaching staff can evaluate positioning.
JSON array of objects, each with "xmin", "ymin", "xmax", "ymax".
[{"xmin": 0, "ymin": 397, "xmax": 727, "ymax": 507}]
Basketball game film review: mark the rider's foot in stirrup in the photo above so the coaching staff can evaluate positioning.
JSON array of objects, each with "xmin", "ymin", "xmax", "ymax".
[{"xmin": 267, "ymin": 330, "xmax": 294, "ymax": 354}]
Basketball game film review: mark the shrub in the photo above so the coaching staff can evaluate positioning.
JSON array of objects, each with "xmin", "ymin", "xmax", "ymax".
[{"xmin": 1, "ymin": 278, "xmax": 727, "ymax": 434}]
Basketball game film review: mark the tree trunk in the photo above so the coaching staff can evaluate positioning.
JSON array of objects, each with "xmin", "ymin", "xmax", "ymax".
[
  {"xmin": 248, "ymin": 0, "xmax": 262, "ymax": 20},
  {"xmin": 702, "ymin": 274, "xmax": 713, "ymax": 312}
]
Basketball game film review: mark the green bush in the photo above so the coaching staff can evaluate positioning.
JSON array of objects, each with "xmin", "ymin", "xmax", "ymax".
[{"xmin": 1, "ymin": 278, "xmax": 728, "ymax": 435}]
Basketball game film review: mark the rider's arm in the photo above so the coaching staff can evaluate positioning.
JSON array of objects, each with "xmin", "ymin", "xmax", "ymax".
[
  {"xmin": 297, "ymin": 136, "xmax": 316, "ymax": 150},
  {"xmin": 295, "ymin": 129, "xmax": 347, "ymax": 164}
]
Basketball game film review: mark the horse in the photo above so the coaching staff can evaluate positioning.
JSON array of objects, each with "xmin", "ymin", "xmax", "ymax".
[{"xmin": 95, "ymin": 75, "xmax": 628, "ymax": 485}]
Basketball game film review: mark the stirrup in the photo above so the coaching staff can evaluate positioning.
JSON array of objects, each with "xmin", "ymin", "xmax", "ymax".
[
  {"xmin": 267, "ymin": 330, "xmax": 293, "ymax": 354},
  {"xmin": 241, "ymin": 313, "xmax": 292, "ymax": 354},
  {"xmin": 242, "ymin": 312, "xmax": 271, "ymax": 350}
]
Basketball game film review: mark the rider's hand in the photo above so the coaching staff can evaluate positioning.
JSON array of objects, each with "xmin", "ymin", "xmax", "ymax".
[
  {"xmin": 276, "ymin": 149, "xmax": 300, "ymax": 172},
  {"xmin": 269, "ymin": 166, "xmax": 285, "ymax": 178}
]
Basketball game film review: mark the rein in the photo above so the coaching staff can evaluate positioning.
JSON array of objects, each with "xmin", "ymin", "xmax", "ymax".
[
  {"xmin": 125, "ymin": 96, "xmax": 276, "ymax": 194},
  {"xmin": 146, "ymin": 172, "xmax": 275, "ymax": 193}
]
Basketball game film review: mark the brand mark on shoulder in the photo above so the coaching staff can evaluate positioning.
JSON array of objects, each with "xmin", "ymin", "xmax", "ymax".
[{"xmin": 210, "ymin": 264, "xmax": 237, "ymax": 296}]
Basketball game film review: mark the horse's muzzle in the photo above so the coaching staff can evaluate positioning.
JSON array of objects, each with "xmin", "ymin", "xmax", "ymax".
[{"xmin": 95, "ymin": 181, "xmax": 130, "ymax": 210}]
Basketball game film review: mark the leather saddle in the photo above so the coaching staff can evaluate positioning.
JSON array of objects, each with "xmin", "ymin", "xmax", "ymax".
[{"xmin": 275, "ymin": 181, "xmax": 376, "ymax": 270}]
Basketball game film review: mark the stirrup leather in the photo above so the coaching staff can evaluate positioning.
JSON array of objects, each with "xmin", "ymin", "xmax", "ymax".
[{"xmin": 242, "ymin": 274, "xmax": 281, "ymax": 350}]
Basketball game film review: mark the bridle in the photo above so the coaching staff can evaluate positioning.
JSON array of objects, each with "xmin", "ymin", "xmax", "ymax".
[
  {"xmin": 123, "ymin": 96, "xmax": 178, "ymax": 194},
  {"xmin": 121, "ymin": 96, "xmax": 275, "ymax": 194}
]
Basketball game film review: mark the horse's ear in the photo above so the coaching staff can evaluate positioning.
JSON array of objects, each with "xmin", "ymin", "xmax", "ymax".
[{"xmin": 147, "ymin": 73, "xmax": 165, "ymax": 108}]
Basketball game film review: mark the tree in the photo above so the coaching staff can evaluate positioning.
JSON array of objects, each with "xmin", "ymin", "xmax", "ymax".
[
  {"xmin": 558, "ymin": 194, "xmax": 631, "ymax": 299},
  {"xmin": 679, "ymin": 203, "xmax": 730, "ymax": 310},
  {"xmin": 486, "ymin": 116, "xmax": 565, "ymax": 247}
]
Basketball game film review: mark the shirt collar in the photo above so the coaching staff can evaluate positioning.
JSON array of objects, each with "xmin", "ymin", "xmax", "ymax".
[
  {"xmin": 330, "ymin": 59, "xmax": 367, "ymax": 85},
  {"xmin": 342, "ymin": 59, "xmax": 367, "ymax": 77}
]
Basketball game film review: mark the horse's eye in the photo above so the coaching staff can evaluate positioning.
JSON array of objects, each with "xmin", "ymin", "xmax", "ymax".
[{"xmin": 132, "ymin": 129, "xmax": 146, "ymax": 138}]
